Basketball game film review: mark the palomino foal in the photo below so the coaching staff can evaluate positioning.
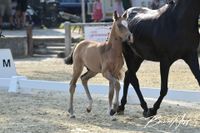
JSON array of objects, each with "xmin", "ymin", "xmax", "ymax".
[{"xmin": 65, "ymin": 11, "xmax": 132, "ymax": 118}]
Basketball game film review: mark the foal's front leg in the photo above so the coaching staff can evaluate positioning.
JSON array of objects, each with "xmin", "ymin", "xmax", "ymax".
[
  {"xmin": 111, "ymin": 80, "xmax": 120, "ymax": 115},
  {"xmin": 103, "ymin": 71, "xmax": 120, "ymax": 116},
  {"xmin": 108, "ymin": 81, "xmax": 114, "ymax": 115}
]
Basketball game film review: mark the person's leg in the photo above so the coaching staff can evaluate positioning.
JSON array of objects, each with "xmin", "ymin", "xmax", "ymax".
[
  {"xmin": 0, "ymin": 5, "xmax": 5, "ymax": 30},
  {"xmin": 21, "ymin": 11, "xmax": 26, "ymax": 27},
  {"xmin": 0, "ymin": 16, "xmax": 2, "ymax": 31},
  {"xmin": 8, "ymin": 16, "xmax": 14, "ymax": 30},
  {"xmin": 6, "ymin": 1, "xmax": 14, "ymax": 29},
  {"xmin": 16, "ymin": 1, "xmax": 21, "ymax": 29},
  {"xmin": 21, "ymin": 0, "xmax": 28, "ymax": 27},
  {"xmin": 15, "ymin": 10, "xmax": 21, "ymax": 29}
]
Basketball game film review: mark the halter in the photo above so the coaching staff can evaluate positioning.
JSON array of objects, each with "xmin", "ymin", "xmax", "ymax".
[{"xmin": 105, "ymin": 26, "xmax": 112, "ymax": 42}]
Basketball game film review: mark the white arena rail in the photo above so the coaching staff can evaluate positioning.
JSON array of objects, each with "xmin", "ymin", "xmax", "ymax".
[{"xmin": 1, "ymin": 75, "xmax": 200, "ymax": 104}]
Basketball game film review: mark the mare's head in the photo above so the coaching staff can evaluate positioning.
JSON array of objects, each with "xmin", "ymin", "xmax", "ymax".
[{"xmin": 112, "ymin": 11, "xmax": 133, "ymax": 43}]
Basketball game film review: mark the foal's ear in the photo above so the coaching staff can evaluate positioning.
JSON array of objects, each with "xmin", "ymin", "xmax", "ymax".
[
  {"xmin": 113, "ymin": 10, "xmax": 119, "ymax": 21},
  {"xmin": 122, "ymin": 11, "xmax": 127, "ymax": 19}
]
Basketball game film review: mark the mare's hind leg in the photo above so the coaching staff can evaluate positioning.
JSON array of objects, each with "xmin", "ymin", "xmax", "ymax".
[
  {"xmin": 68, "ymin": 62, "xmax": 84, "ymax": 118},
  {"xmin": 81, "ymin": 70, "xmax": 97, "ymax": 113},
  {"xmin": 183, "ymin": 52, "xmax": 200, "ymax": 85}
]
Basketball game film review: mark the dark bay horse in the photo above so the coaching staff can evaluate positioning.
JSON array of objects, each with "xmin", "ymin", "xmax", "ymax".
[
  {"xmin": 65, "ymin": 11, "xmax": 132, "ymax": 118},
  {"xmin": 118, "ymin": 0, "xmax": 200, "ymax": 117}
]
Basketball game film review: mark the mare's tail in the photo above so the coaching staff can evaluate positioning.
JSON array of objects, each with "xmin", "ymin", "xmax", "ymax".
[{"xmin": 64, "ymin": 46, "xmax": 76, "ymax": 65}]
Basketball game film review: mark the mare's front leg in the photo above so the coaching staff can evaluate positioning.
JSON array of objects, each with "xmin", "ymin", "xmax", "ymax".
[
  {"xmin": 118, "ymin": 70, "xmax": 148, "ymax": 115},
  {"xmin": 129, "ymin": 71, "xmax": 148, "ymax": 114},
  {"xmin": 184, "ymin": 52, "xmax": 200, "ymax": 85},
  {"xmin": 117, "ymin": 71, "xmax": 130, "ymax": 114},
  {"xmin": 144, "ymin": 58, "xmax": 172, "ymax": 117},
  {"xmin": 118, "ymin": 57, "xmax": 146, "ymax": 114}
]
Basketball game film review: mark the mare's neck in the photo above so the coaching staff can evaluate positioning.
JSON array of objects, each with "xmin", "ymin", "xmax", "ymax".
[
  {"xmin": 107, "ymin": 24, "xmax": 123, "ymax": 54},
  {"xmin": 174, "ymin": 0, "xmax": 200, "ymax": 25}
]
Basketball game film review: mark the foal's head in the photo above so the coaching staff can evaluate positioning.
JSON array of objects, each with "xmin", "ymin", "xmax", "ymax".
[{"xmin": 112, "ymin": 11, "xmax": 132, "ymax": 43}]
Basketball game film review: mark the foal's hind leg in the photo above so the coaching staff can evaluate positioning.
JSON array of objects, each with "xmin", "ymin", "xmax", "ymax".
[
  {"xmin": 81, "ymin": 70, "xmax": 97, "ymax": 113},
  {"xmin": 68, "ymin": 62, "xmax": 84, "ymax": 118}
]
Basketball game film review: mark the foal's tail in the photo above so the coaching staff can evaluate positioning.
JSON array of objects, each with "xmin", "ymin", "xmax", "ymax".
[
  {"xmin": 64, "ymin": 46, "xmax": 76, "ymax": 65},
  {"xmin": 64, "ymin": 53, "xmax": 73, "ymax": 64}
]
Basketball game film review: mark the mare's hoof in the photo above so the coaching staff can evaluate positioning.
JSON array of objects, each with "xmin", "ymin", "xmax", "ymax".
[
  {"xmin": 86, "ymin": 108, "xmax": 91, "ymax": 113},
  {"xmin": 143, "ymin": 108, "xmax": 157, "ymax": 118},
  {"xmin": 117, "ymin": 105, "xmax": 125, "ymax": 115},
  {"xmin": 110, "ymin": 109, "xmax": 116, "ymax": 116},
  {"xmin": 117, "ymin": 111, "xmax": 124, "ymax": 115}
]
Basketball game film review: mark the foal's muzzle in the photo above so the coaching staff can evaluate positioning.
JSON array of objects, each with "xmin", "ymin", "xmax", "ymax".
[
  {"xmin": 128, "ymin": 34, "xmax": 134, "ymax": 43},
  {"xmin": 122, "ymin": 32, "xmax": 134, "ymax": 43}
]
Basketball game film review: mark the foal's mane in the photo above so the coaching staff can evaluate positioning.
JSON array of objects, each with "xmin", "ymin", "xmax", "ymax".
[
  {"xmin": 99, "ymin": 15, "xmax": 122, "ymax": 55},
  {"xmin": 99, "ymin": 23, "xmax": 113, "ymax": 54},
  {"xmin": 99, "ymin": 42, "xmax": 112, "ymax": 54}
]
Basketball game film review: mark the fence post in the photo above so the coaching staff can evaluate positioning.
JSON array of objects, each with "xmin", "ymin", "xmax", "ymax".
[
  {"xmin": 26, "ymin": 24, "xmax": 33, "ymax": 56},
  {"xmin": 64, "ymin": 22, "xmax": 71, "ymax": 56}
]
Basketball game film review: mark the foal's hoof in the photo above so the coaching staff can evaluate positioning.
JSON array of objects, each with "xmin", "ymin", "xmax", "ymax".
[
  {"xmin": 68, "ymin": 108, "xmax": 72, "ymax": 114},
  {"xmin": 70, "ymin": 115, "xmax": 76, "ymax": 119},
  {"xmin": 110, "ymin": 109, "xmax": 116, "ymax": 116},
  {"xmin": 117, "ymin": 105, "xmax": 125, "ymax": 115},
  {"xmin": 143, "ymin": 108, "xmax": 157, "ymax": 118},
  {"xmin": 86, "ymin": 108, "xmax": 91, "ymax": 113}
]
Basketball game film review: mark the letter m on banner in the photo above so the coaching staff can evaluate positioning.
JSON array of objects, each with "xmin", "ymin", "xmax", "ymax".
[
  {"xmin": 3, "ymin": 59, "xmax": 11, "ymax": 67},
  {"xmin": 0, "ymin": 49, "xmax": 17, "ymax": 78}
]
